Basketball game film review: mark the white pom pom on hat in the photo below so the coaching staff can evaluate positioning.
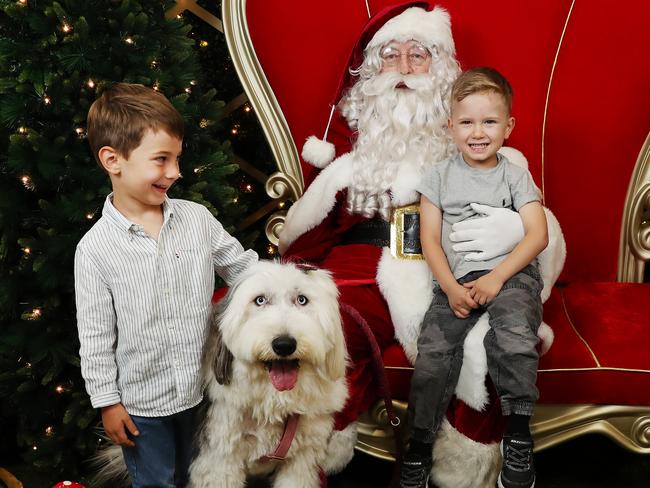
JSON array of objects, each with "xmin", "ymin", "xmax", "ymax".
[
  {"xmin": 302, "ymin": 135, "xmax": 336, "ymax": 169},
  {"xmin": 301, "ymin": 1, "xmax": 454, "ymax": 168}
]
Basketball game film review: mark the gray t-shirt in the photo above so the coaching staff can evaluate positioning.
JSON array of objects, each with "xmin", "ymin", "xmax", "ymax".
[{"xmin": 417, "ymin": 152, "xmax": 541, "ymax": 279}]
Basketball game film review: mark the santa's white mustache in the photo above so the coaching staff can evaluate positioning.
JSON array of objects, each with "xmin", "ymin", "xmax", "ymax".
[{"xmin": 361, "ymin": 72, "xmax": 434, "ymax": 97}]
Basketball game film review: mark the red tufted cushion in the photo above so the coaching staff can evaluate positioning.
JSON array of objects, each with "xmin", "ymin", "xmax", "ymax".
[
  {"xmin": 537, "ymin": 282, "xmax": 650, "ymax": 405},
  {"xmin": 384, "ymin": 284, "xmax": 650, "ymax": 406}
]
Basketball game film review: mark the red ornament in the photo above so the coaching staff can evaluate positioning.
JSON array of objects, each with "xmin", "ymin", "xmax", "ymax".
[{"xmin": 51, "ymin": 482, "xmax": 85, "ymax": 488}]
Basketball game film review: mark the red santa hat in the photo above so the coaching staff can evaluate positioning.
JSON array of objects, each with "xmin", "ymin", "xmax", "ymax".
[{"xmin": 302, "ymin": 1, "xmax": 455, "ymax": 168}]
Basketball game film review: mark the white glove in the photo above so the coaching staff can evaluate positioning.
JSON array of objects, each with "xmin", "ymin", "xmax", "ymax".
[{"xmin": 449, "ymin": 203, "xmax": 524, "ymax": 261}]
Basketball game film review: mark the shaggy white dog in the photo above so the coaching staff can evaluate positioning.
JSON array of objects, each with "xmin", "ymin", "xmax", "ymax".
[{"xmin": 188, "ymin": 261, "xmax": 349, "ymax": 488}]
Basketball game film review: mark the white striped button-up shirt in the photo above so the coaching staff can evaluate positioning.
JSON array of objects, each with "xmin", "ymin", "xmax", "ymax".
[{"xmin": 75, "ymin": 195, "xmax": 258, "ymax": 416}]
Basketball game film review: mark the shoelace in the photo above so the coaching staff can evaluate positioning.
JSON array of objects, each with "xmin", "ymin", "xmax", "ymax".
[{"xmin": 504, "ymin": 443, "xmax": 533, "ymax": 472}]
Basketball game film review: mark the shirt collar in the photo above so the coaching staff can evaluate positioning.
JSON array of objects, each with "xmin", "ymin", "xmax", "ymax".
[
  {"xmin": 102, "ymin": 193, "xmax": 175, "ymax": 233},
  {"xmin": 455, "ymin": 150, "xmax": 505, "ymax": 169}
]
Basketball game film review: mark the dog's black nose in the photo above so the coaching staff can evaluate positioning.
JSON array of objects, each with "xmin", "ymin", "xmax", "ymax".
[{"xmin": 272, "ymin": 335, "xmax": 297, "ymax": 357}]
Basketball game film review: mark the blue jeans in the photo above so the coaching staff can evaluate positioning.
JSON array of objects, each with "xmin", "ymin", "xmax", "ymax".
[{"xmin": 122, "ymin": 402, "xmax": 202, "ymax": 488}]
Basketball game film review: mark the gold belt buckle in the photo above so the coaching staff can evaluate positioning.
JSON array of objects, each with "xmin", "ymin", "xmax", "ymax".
[{"xmin": 390, "ymin": 203, "xmax": 424, "ymax": 260}]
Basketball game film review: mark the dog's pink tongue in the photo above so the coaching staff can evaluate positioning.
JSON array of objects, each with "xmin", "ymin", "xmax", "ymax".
[{"xmin": 269, "ymin": 361, "xmax": 298, "ymax": 391}]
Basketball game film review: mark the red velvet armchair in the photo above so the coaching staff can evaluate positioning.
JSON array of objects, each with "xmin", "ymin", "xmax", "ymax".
[{"xmin": 223, "ymin": 0, "xmax": 650, "ymax": 458}]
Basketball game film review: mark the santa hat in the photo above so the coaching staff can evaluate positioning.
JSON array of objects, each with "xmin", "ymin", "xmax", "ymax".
[{"xmin": 302, "ymin": 1, "xmax": 455, "ymax": 168}]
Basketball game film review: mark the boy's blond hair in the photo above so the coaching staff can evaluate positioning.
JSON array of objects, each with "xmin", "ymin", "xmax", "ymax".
[
  {"xmin": 451, "ymin": 67, "xmax": 513, "ymax": 114},
  {"xmin": 87, "ymin": 83, "xmax": 184, "ymax": 166}
]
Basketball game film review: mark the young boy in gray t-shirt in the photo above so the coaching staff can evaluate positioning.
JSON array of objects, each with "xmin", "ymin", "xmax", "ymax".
[{"xmin": 398, "ymin": 68, "xmax": 548, "ymax": 488}]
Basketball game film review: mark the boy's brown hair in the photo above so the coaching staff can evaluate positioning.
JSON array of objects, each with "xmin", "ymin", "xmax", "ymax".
[
  {"xmin": 451, "ymin": 67, "xmax": 513, "ymax": 114},
  {"xmin": 87, "ymin": 83, "xmax": 184, "ymax": 166}
]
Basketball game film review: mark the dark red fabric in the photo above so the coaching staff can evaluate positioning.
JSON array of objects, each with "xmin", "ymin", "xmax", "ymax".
[
  {"xmin": 561, "ymin": 282, "xmax": 650, "ymax": 370},
  {"xmin": 537, "ymin": 287, "xmax": 597, "ymax": 370},
  {"xmin": 447, "ymin": 383, "xmax": 506, "ymax": 444},
  {"xmin": 212, "ymin": 287, "xmax": 227, "ymax": 303},
  {"xmin": 537, "ymin": 369, "xmax": 650, "ymax": 406},
  {"xmin": 335, "ymin": 283, "xmax": 396, "ymax": 430},
  {"xmin": 283, "ymin": 191, "xmax": 367, "ymax": 262}
]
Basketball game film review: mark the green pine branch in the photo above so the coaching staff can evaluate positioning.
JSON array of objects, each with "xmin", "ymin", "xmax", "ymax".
[{"xmin": 0, "ymin": 0, "xmax": 263, "ymax": 478}]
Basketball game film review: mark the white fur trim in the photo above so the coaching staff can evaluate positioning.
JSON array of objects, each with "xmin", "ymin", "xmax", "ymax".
[
  {"xmin": 538, "ymin": 321, "xmax": 554, "ymax": 356},
  {"xmin": 302, "ymin": 135, "xmax": 336, "ymax": 168},
  {"xmin": 279, "ymin": 155, "xmax": 353, "ymax": 254},
  {"xmin": 368, "ymin": 6, "xmax": 455, "ymax": 55},
  {"xmin": 538, "ymin": 207, "xmax": 566, "ymax": 303},
  {"xmin": 498, "ymin": 146, "xmax": 546, "ymax": 198},
  {"xmin": 322, "ymin": 423, "xmax": 358, "ymax": 475},
  {"xmin": 498, "ymin": 146, "xmax": 528, "ymax": 170},
  {"xmin": 455, "ymin": 313, "xmax": 490, "ymax": 411},
  {"xmin": 432, "ymin": 419, "xmax": 501, "ymax": 488},
  {"xmin": 377, "ymin": 248, "xmax": 433, "ymax": 364}
]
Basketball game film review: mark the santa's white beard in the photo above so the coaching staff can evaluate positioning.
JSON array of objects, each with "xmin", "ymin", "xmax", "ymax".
[{"xmin": 344, "ymin": 72, "xmax": 453, "ymax": 220}]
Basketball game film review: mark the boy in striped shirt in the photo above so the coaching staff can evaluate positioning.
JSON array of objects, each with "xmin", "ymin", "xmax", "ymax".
[{"xmin": 75, "ymin": 83, "xmax": 257, "ymax": 487}]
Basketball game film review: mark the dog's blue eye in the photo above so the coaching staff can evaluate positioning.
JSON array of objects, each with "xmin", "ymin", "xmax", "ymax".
[
  {"xmin": 297, "ymin": 295, "xmax": 309, "ymax": 306},
  {"xmin": 254, "ymin": 296, "xmax": 267, "ymax": 306}
]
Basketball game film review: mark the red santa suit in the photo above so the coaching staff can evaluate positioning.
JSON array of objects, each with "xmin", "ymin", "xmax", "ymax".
[{"xmin": 279, "ymin": 3, "xmax": 565, "ymax": 486}]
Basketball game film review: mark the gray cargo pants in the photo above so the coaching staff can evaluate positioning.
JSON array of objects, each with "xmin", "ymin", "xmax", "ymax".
[{"xmin": 408, "ymin": 264, "xmax": 543, "ymax": 443}]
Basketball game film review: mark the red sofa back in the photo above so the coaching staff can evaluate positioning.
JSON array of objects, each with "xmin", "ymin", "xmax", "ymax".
[{"xmin": 245, "ymin": 0, "xmax": 650, "ymax": 282}]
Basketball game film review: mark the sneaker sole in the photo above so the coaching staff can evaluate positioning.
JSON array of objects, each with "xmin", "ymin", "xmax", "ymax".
[
  {"xmin": 399, "ymin": 471, "xmax": 431, "ymax": 487},
  {"xmin": 497, "ymin": 477, "xmax": 535, "ymax": 488}
]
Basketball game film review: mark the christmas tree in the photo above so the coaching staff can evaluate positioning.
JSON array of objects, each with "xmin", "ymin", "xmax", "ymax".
[{"xmin": 0, "ymin": 0, "xmax": 272, "ymax": 479}]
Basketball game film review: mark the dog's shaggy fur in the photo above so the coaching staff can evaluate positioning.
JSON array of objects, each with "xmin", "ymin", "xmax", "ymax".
[{"xmin": 188, "ymin": 261, "xmax": 348, "ymax": 488}]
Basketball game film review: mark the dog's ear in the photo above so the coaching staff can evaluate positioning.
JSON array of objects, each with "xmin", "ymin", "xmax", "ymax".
[
  {"xmin": 212, "ymin": 326, "xmax": 234, "ymax": 385},
  {"xmin": 323, "ymin": 302, "xmax": 348, "ymax": 382},
  {"xmin": 203, "ymin": 306, "xmax": 234, "ymax": 386},
  {"xmin": 307, "ymin": 268, "xmax": 348, "ymax": 381},
  {"xmin": 325, "ymin": 319, "xmax": 347, "ymax": 381}
]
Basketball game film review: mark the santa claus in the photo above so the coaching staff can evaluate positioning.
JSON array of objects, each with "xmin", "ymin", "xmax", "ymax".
[{"xmin": 279, "ymin": 2, "xmax": 565, "ymax": 487}]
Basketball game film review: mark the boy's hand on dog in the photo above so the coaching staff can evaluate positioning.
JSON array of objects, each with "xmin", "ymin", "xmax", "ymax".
[{"xmin": 101, "ymin": 403, "xmax": 139, "ymax": 447}]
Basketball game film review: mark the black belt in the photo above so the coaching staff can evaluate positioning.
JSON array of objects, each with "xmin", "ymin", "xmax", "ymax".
[
  {"xmin": 341, "ymin": 218, "xmax": 391, "ymax": 247},
  {"xmin": 340, "ymin": 215, "xmax": 422, "ymax": 256}
]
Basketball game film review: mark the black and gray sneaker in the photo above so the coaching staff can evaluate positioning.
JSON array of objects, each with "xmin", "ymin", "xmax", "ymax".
[
  {"xmin": 498, "ymin": 433, "xmax": 536, "ymax": 488},
  {"xmin": 399, "ymin": 452, "xmax": 433, "ymax": 488}
]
